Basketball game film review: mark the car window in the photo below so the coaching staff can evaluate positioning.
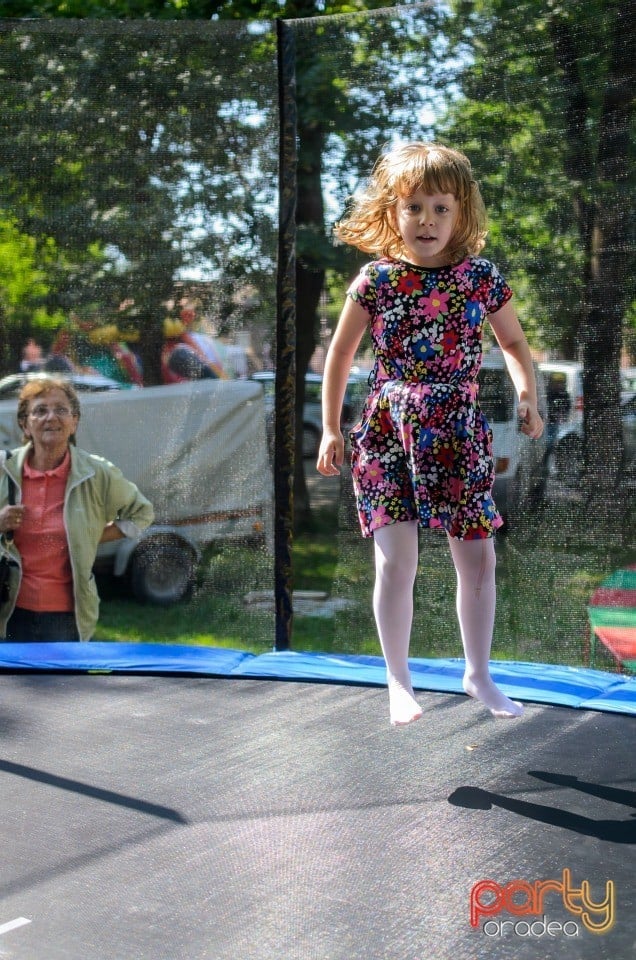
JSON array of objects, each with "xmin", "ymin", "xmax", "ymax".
[
  {"xmin": 543, "ymin": 372, "xmax": 573, "ymax": 423},
  {"xmin": 304, "ymin": 380, "xmax": 322, "ymax": 405},
  {"xmin": 251, "ymin": 376, "xmax": 274, "ymax": 400},
  {"xmin": 346, "ymin": 377, "xmax": 369, "ymax": 405},
  {"xmin": 545, "ymin": 372, "xmax": 569, "ymax": 393},
  {"xmin": 621, "ymin": 370, "xmax": 636, "ymax": 393},
  {"xmin": 478, "ymin": 369, "xmax": 514, "ymax": 422},
  {"xmin": 0, "ymin": 378, "xmax": 21, "ymax": 398}
]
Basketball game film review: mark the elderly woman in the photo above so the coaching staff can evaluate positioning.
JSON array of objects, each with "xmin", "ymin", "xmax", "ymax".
[{"xmin": 0, "ymin": 377, "xmax": 154, "ymax": 642}]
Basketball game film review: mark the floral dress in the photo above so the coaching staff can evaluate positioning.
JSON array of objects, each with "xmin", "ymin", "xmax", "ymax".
[{"xmin": 348, "ymin": 256, "xmax": 513, "ymax": 540}]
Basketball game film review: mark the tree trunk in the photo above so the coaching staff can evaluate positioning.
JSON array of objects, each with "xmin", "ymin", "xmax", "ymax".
[
  {"xmin": 551, "ymin": 7, "xmax": 634, "ymax": 531},
  {"xmin": 580, "ymin": 8, "xmax": 634, "ymax": 524},
  {"xmin": 137, "ymin": 313, "xmax": 165, "ymax": 387}
]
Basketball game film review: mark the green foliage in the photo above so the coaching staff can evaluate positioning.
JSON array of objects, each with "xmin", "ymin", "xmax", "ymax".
[
  {"xmin": 1, "ymin": 0, "xmax": 631, "ymax": 378},
  {"xmin": 1, "ymin": 0, "xmax": 222, "ymax": 17},
  {"xmin": 0, "ymin": 219, "xmax": 47, "ymax": 313},
  {"xmin": 441, "ymin": 0, "xmax": 634, "ymax": 359},
  {"xmin": 0, "ymin": 20, "xmax": 279, "ymax": 379},
  {"xmin": 0, "ymin": 216, "xmax": 66, "ymax": 369},
  {"xmin": 0, "ymin": 1, "xmax": 453, "ymax": 405}
]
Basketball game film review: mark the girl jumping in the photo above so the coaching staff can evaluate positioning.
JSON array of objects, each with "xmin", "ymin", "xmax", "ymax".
[{"xmin": 317, "ymin": 142, "xmax": 543, "ymax": 726}]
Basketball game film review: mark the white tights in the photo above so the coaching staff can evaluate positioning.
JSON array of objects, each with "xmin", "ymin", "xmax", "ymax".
[{"xmin": 373, "ymin": 522, "xmax": 523, "ymax": 725}]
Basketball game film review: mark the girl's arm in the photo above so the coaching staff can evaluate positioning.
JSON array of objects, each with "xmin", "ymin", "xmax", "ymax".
[
  {"xmin": 317, "ymin": 298, "xmax": 369, "ymax": 475},
  {"xmin": 488, "ymin": 300, "xmax": 544, "ymax": 440}
]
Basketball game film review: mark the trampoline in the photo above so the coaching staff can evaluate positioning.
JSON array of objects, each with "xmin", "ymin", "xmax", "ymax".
[
  {"xmin": 0, "ymin": 649, "xmax": 634, "ymax": 960},
  {"xmin": 0, "ymin": 8, "xmax": 634, "ymax": 959}
]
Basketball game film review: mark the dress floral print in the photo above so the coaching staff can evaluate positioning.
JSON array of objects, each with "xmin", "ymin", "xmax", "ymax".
[{"xmin": 348, "ymin": 256, "xmax": 513, "ymax": 540}]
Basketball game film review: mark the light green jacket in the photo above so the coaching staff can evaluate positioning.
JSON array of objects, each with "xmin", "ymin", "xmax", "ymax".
[{"xmin": 0, "ymin": 444, "xmax": 154, "ymax": 641}]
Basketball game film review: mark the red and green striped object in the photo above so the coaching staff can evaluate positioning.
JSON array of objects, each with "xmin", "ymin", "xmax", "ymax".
[{"xmin": 588, "ymin": 566, "xmax": 636, "ymax": 673}]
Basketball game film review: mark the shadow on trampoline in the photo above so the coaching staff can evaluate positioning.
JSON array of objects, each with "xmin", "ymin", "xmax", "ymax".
[
  {"xmin": 448, "ymin": 772, "xmax": 636, "ymax": 844},
  {"xmin": 0, "ymin": 757, "xmax": 188, "ymax": 824},
  {"xmin": 0, "ymin": 819, "xmax": 182, "ymax": 904}
]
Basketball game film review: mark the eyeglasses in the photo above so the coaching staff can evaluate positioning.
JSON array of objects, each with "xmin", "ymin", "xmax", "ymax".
[{"xmin": 29, "ymin": 405, "xmax": 74, "ymax": 419}]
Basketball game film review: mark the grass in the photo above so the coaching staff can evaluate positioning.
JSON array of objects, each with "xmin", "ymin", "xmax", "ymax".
[
  {"xmin": 94, "ymin": 539, "xmax": 276, "ymax": 655},
  {"xmin": 95, "ymin": 497, "xmax": 634, "ymax": 673}
]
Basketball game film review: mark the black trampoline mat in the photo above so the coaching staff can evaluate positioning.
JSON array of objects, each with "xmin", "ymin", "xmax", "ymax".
[{"xmin": 0, "ymin": 673, "xmax": 633, "ymax": 960}]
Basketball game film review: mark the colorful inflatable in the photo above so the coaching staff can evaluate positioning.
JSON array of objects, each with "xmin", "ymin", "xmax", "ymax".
[{"xmin": 49, "ymin": 315, "xmax": 227, "ymax": 386}]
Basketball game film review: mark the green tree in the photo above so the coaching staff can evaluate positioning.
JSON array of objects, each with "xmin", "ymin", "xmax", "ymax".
[
  {"xmin": 1, "ymin": 0, "xmax": 219, "ymax": 16},
  {"xmin": 442, "ymin": 0, "xmax": 635, "ymax": 516},
  {"xmin": 1, "ymin": 1, "xmax": 451, "ymax": 520},
  {"xmin": 0, "ymin": 19, "xmax": 279, "ymax": 382},
  {"xmin": 0, "ymin": 216, "xmax": 66, "ymax": 371}
]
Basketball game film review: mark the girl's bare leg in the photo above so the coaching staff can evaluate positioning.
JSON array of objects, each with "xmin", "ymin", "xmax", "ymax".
[
  {"xmin": 447, "ymin": 536, "xmax": 523, "ymax": 718},
  {"xmin": 373, "ymin": 520, "xmax": 422, "ymax": 726}
]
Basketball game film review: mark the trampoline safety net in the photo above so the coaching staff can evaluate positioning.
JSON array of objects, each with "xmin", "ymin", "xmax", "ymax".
[{"xmin": 0, "ymin": 3, "xmax": 633, "ymax": 677}]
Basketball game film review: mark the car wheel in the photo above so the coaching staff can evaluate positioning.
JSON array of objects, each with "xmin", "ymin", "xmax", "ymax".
[{"xmin": 129, "ymin": 536, "xmax": 197, "ymax": 605}]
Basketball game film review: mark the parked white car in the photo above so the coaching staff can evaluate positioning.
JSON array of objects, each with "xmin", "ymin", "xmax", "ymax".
[
  {"xmin": 621, "ymin": 366, "xmax": 636, "ymax": 400},
  {"xmin": 0, "ymin": 370, "xmax": 124, "ymax": 398},
  {"xmin": 478, "ymin": 349, "xmax": 548, "ymax": 520},
  {"xmin": 251, "ymin": 370, "xmax": 368, "ymax": 459},
  {"xmin": 548, "ymin": 394, "xmax": 636, "ymax": 485}
]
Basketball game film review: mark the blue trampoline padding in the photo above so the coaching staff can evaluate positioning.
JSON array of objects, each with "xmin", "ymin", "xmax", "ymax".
[
  {"xmin": 0, "ymin": 642, "xmax": 251, "ymax": 676},
  {"xmin": 0, "ymin": 643, "xmax": 634, "ymax": 716},
  {"xmin": 236, "ymin": 651, "xmax": 636, "ymax": 715}
]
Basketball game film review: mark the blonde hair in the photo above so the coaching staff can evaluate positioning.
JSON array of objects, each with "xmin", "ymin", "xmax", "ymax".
[{"xmin": 334, "ymin": 142, "xmax": 488, "ymax": 264}]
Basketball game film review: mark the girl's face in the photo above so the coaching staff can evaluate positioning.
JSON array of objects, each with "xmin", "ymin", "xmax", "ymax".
[{"xmin": 391, "ymin": 189, "xmax": 458, "ymax": 267}]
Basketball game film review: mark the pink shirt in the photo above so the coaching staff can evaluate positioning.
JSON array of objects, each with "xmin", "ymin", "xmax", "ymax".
[{"xmin": 14, "ymin": 451, "xmax": 74, "ymax": 612}]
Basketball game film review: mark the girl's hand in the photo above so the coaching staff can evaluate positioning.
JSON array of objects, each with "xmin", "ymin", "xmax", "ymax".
[
  {"xmin": 0, "ymin": 504, "xmax": 25, "ymax": 534},
  {"xmin": 518, "ymin": 401, "xmax": 544, "ymax": 440},
  {"xmin": 317, "ymin": 429, "xmax": 345, "ymax": 476}
]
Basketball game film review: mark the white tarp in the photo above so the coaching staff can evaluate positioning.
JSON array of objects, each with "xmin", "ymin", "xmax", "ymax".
[{"xmin": 0, "ymin": 379, "xmax": 273, "ymax": 546}]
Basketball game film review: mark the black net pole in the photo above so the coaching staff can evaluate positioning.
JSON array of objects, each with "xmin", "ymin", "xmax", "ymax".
[{"xmin": 273, "ymin": 18, "xmax": 297, "ymax": 651}]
